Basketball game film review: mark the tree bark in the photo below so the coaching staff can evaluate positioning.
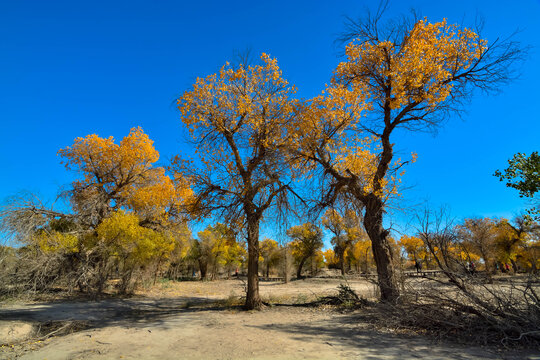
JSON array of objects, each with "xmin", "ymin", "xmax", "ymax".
[
  {"xmin": 245, "ymin": 216, "xmax": 262, "ymax": 310},
  {"xmin": 363, "ymin": 194, "xmax": 400, "ymax": 303},
  {"xmin": 337, "ymin": 248, "xmax": 346, "ymax": 275},
  {"xmin": 198, "ymin": 259, "xmax": 207, "ymax": 280},
  {"xmin": 296, "ymin": 257, "xmax": 307, "ymax": 279},
  {"xmin": 283, "ymin": 247, "xmax": 290, "ymax": 283}
]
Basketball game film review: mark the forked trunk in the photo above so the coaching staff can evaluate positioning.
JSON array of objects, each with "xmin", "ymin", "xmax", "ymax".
[
  {"xmin": 245, "ymin": 217, "xmax": 262, "ymax": 310},
  {"xmin": 363, "ymin": 195, "xmax": 400, "ymax": 303}
]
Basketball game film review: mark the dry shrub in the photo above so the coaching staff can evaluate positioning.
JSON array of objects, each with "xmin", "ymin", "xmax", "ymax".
[
  {"xmin": 379, "ymin": 276, "xmax": 538, "ymax": 347},
  {"xmin": 387, "ymin": 208, "xmax": 540, "ymax": 347}
]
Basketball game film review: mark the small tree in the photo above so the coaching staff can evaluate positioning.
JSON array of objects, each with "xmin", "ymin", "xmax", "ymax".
[
  {"xmin": 1, "ymin": 128, "xmax": 193, "ymax": 295},
  {"xmin": 457, "ymin": 218, "xmax": 497, "ymax": 273},
  {"xmin": 287, "ymin": 223, "xmax": 324, "ymax": 278},
  {"xmin": 321, "ymin": 208, "xmax": 363, "ymax": 275},
  {"xmin": 259, "ymin": 238, "xmax": 281, "ymax": 277},
  {"xmin": 58, "ymin": 127, "xmax": 190, "ymax": 228},
  {"xmin": 494, "ymin": 216, "xmax": 540, "ymax": 272}
]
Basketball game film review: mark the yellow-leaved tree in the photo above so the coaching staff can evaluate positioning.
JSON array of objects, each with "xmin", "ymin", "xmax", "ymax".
[
  {"xmin": 174, "ymin": 54, "xmax": 299, "ymax": 309},
  {"xmin": 259, "ymin": 238, "xmax": 281, "ymax": 277},
  {"xmin": 58, "ymin": 127, "xmax": 193, "ymax": 228},
  {"xmin": 287, "ymin": 223, "xmax": 324, "ymax": 279},
  {"xmin": 398, "ymin": 235, "xmax": 427, "ymax": 268},
  {"xmin": 291, "ymin": 14, "xmax": 521, "ymax": 302},
  {"xmin": 54, "ymin": 127, "xmax": 193, "ymax": 293},
  {"xmin": 96, "ymin": 210, "xmax": 173, "ymax": 293},
  {"xmin": 321, "ymin": 208, "xmax": 363, "ymax": 275}
]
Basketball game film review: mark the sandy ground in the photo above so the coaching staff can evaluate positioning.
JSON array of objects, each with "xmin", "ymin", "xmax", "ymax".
[{"xmin": 0, "ymin": 279, "xmax": 538, "ymax": 360}]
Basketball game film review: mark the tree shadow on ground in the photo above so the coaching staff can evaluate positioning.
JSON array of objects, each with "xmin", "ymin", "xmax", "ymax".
[
  {"xmin": 247, "ymin": 312, "xmax": 505, "ymax": 360},
  {"xmin": 0, "ymin": 296, "xmax": 237, "ymax": 334}
]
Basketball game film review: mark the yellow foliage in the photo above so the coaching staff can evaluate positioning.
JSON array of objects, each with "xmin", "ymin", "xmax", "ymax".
[
  {"xmin": 34, "ymin": 231, "xmax": 78, "ymax": 253},
  {"xmin": 288, "ymin": 223, "xmax": 323, "ymax": 262},
  {"xmin": 96, "ymin": 210, "xmax": 173, "ymax": 263},
  {"xmin": 260, "ymin": 238, "xmax": 280, "ymax": 267},
  {"xmin": 175, "ymin": 53, "xmax": 299, "ymax": 200},
  {"xmin": 398, "ymin": 235, "xmax": 425, "ymax": 261},
  {"xmin": 59, "ymin": 127, "xmax": 193, "ymax": 224},
  {"xmin": 335, "ymin": 18, "xmax": 486, "ymax": 111},
  {"xmin": 291, "ymin": 18, "xmax": 485, "ymax": 203},
  {"xmin": 323, "ymin": 248, "xmax": 338, "ymax": 266}
]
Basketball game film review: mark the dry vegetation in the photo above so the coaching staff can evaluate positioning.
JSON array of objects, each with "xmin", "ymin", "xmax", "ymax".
[{"xmin": 1, "ymin": 278, "xmax": 539, "ymax": 360}]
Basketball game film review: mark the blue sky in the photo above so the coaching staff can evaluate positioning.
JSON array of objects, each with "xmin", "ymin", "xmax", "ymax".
[{"xmin": 1, "ymin": 0, "xmax": 539, "ymax": 243}]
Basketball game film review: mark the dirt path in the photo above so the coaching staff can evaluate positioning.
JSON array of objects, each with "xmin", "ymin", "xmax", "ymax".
[{"xmin": 0, "ymin": 279, "xmax": 536, "ymax": 359}]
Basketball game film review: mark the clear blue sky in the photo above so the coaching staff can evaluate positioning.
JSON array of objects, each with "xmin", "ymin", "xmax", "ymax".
[{"xmin": 1, "ymin": 0, "xmax": 539, "ymax": 241}]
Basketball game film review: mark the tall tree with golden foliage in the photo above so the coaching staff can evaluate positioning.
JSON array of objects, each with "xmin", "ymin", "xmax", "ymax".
[
  {"xmin": 174, "ymin": 54, "xmax": 299, "ymax": 309},
  {"xmin": 292, "ymin": 13, "xmax": 522, "ymax": 302}
]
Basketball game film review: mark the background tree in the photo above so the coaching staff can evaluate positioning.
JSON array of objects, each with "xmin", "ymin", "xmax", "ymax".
[
  {"xmin": 495, "ymin": 151, "xmax": 540, "ymax": 220},
  {"xmin": 516, "ymin": 226, "xmax": 540, "ymax": 273},
  {"xmin": 287, "ymin": 223, "xmax": 324, "ymax": 278},
  {"xmin": 220, "ymin": 239, "xmax": 247, "ymax": 279},
  {"xmin": 174, "ymin": 54, "xmax": 298, "ymax": 309},
  {"xmin": 322, "ymin": 208, "xmax": 363, "ymax": 274},
  {"xmin": 292, "ymin": 12, "xmax": 522, "ymax": 302},
  {"xmin": 457, "ymin": 218, "xmax": 496, "ymax": 273},
  {"xmin": 95, "ymin": 210, "xmax": 173, "ymax": 293},
  {"xmin": 1, "ymin": 128, "xmax": 193, "ymax": 295},
  {"xmin": 398, "ymin": 235, "xmax": 428, "ymax": 269},
  {"xmin": 58, "ymin": 127, "xmax": 191, "ymax": 229},
  {"xmin": 347, "ymin": 238, "xmax": 373, "ymax": 273},
  {"xmin": 259, "ymin": 238, "xmax": 281, "ymax": 277},
  {"xmin": 192, "ymin": 223, "xmax": 240, "ymax": 280},
  {"xmin": 323, "ymin": 248, "xmax": 339, "ymax": 268},
  {"xmin": 493, "ymin": 216, "xmax": 540, "ymax": 272}
]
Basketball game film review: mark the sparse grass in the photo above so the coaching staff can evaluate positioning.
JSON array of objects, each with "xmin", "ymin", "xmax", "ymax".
[
  {"xmin": 293, "ymin": 293, "xmax": 309, "ymax": 304},
  {"xmin": 216, "ymin": 292, "xmax": 244, "ymax": 308}
]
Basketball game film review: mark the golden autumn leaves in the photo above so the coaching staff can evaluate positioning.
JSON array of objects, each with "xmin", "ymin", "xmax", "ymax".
[
  {"xmin": 51, "ymin": 18, "xmax": 490, "ymax": 258},
  {"xmin": 174, "ymin": 18, "xmax": 490, "ymax": 206},
  {"xmin": 176, "ymin": 53, "xmax": 297, "ymax": 184},
  {"xmin": 58, "ymin": 127, "xmax": 194, "ymax": 226},
  {"xmin": 335, "ymin": 19, "xmax": 487, "ymax": 110}
]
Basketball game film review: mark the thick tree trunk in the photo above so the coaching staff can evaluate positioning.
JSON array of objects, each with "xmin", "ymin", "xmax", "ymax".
[
  {"xmin": 363, "ymin": 195, "xmax": 400, "ymax": 303},
  {"xmin": 245, "ymin": 217, "xmax": 262, "ymax": 310},
  {"xmin": 339, "ymin": 256, "xmax": 345, "ymax": 276}
]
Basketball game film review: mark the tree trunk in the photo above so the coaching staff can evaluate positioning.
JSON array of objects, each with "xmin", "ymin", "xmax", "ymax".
[
  {"xmin": 266, "ymin": 263, "xmax": 270, "ymax": 278},
  {"xmin": 297, "ymin": 257, "xmax": 307, "ymax": 279},
  {"xmin": 510, "ymin": 258, "xmax": 519, "ymax": 273},
  {"xmin": 283, "ymin": 247, "xmax": 290, "ymax": 283},
  {"xmin": 245, "ymin": 217, "xmax": 262, "ymax": 310},
  {"xmin": 198, "ymin": 259, "xmax": 207, "ymax": 280},
  {"xmin": 363, "ymin": 195, "xmax": 400, "ymax": 303}
]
